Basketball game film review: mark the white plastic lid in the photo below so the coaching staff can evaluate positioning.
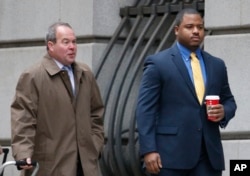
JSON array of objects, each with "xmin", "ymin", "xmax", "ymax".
[{"xmin": 205, "ymin": 95, "xmax": 220, "ymax": 100}]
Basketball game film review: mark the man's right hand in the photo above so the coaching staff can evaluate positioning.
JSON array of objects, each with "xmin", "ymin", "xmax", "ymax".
[
  {"xmin": 144, "ymin": 152, "xmax": 162, "ymax": 174},
  {"xmin": 19, "ymin": 158, "xmax": 33, "ymax": 170}
]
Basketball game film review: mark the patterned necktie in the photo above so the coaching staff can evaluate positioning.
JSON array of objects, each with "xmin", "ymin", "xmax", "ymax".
[
  {"xmin": 62, "ymin": 66, "xmax": 75, "ymax": 95},
  {"xmin": 190, "ymin": 52, "xmax": 205, "ymax": 104}
]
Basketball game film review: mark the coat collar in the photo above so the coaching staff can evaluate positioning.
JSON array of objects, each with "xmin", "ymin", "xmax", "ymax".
[
  {"xmin": 42, "ymin": 54, "xmax": 61, "ymax": 76},
  {"xmin": 42, "ymin": 54, "xmax": 88, "ymax": 76},
  {"xmin": 42, "ymin": 54, "xmax": 89, "ymax": 101}
]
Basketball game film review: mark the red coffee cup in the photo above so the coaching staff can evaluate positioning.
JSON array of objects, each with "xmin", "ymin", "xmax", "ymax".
[{"xmin": 205, "ymin": 95, "xmax": 220, "ymax": 120}]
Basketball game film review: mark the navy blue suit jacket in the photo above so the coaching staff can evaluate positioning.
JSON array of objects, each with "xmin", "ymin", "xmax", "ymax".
[{"xmin": 136, "ymin": 44, "xmax": 237, "ymax": 170}]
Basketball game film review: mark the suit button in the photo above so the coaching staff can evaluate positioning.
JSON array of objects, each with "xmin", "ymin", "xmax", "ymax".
[{"xmin": 197, "ymin": 128, "xmax": 201, "ymax": 131}]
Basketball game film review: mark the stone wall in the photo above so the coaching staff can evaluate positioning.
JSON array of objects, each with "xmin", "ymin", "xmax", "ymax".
[
  {"xmin": 0, "ymin": 0, "xmax": 134, "ymax": 175},
  {"xmin": 205, "ymin": 0, "xmax": 250, "ymax": 175},
  {"xmin": 0, "ymin": 0, "xmax": 249, "ymax": 176}
]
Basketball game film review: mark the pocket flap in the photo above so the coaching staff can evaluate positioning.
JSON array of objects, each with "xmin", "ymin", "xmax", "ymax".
[{"xmin": 156, "ymin": 126, "xmax": 178, "ymax": 134}]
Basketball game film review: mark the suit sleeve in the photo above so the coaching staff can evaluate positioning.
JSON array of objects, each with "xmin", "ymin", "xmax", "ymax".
[
  {"xmin": 136, "ymin": 56, "xmax": 162, "ymax": 156},
  {"xmin": 219, "ymin": 62, "xmax": 237, "ymax": 128}
]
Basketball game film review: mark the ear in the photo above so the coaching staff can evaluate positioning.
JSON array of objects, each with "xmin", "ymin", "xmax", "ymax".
[
  {"xmin": 47, "ymin": 41, "xmax": 54, "ymax": 51},
  {"xmin": 174, "ymin": 26, "xmax": 179, "ymax": 35}
]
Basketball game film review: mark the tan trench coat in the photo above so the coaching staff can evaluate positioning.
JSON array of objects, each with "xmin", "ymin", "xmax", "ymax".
[{"xmin": 11, "ymin": 54, "xmax": 104, "ymax": 176}]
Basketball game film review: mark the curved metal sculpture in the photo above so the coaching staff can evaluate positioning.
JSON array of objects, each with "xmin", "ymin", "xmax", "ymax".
[{"xmin": 95, "ymin": 1, "xmax": 205, "ymax": 175}]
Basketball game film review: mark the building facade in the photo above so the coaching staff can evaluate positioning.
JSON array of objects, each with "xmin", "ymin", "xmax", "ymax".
[{"xmin": 0, "ymin": 0, "xmax": 249, "ymax": 175}]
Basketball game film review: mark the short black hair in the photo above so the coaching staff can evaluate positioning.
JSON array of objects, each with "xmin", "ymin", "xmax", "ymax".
[{"xmin": 175, "ymin": 8, "xmax": 202, "ymax": 26}]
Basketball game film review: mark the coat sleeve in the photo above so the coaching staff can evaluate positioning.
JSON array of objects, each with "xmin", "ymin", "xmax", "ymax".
[
  {"xmin": 11, "ymin": 71, "xmax": 38, "ymax": 160},
  {"xmin": 90, "ymin": 72, "xmax": 105, "ymax": 155}
]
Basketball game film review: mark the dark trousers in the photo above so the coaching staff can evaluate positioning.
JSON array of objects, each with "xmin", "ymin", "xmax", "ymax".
[
  {"xmin": 77, "ymin": 155, "xmax": 84, "ymax": 176},
  {"xmin": 152, "ymin": 155, "xmax": 222, "ymax": 176},
  {"xmin": 152, "ymin": 139, "xmax": 222, "ymax": 176}
]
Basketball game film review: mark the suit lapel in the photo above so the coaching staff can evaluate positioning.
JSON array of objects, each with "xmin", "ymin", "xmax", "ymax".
[
  {"xmin": 202, "ymin": 52, "xmax": 213, "ymax": 95},
  {"xmin": 170, "ymin": 46, "xmax": 197, "ymax": 99}
]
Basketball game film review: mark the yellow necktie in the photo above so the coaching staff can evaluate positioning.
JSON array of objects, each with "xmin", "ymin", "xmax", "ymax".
[{"xmin": 190, "ymin": 52, "xmax": 205, "ymax": 104}]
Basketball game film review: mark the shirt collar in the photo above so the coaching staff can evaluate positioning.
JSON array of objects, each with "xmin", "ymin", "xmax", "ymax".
[
  {"xmin": 177, "ymin": 42, "xmax": 202, "ymax": 61},
  {"xmin": 53, "ymin": 59, "xmax": 73, "ymax": 70},
  {"xmin": 53, "ymin": 59, "xmax": 64, "ymax": 70}
]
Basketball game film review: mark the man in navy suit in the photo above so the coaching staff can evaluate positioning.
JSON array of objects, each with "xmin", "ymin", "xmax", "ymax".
[{"xmin": 136, "ymin": 8, "xmax": 237, "ymax": 176}]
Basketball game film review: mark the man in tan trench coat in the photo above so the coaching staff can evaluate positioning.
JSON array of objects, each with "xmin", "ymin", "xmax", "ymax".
[{"xmin": 11, "ymin": 22, "xmax": 104, "ymax": 176}]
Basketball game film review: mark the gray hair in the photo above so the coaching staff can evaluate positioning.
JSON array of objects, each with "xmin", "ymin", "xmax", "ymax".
[{"xmin": 45, "ymin": 22, "xmax": 72, "ymax": 50}]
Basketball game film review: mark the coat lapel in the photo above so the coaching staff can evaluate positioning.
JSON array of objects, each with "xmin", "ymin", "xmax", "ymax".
[
  {"xmin": 42, "ymin": 54, "xmax": 75, "ymax": 101},
  {"xmin": 73, "ymin": 63, "xmax": 84, "ymax": 96},
  {"xmin": 60, "ymin": 70, "xmax": 75, "ymax": 100}
]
